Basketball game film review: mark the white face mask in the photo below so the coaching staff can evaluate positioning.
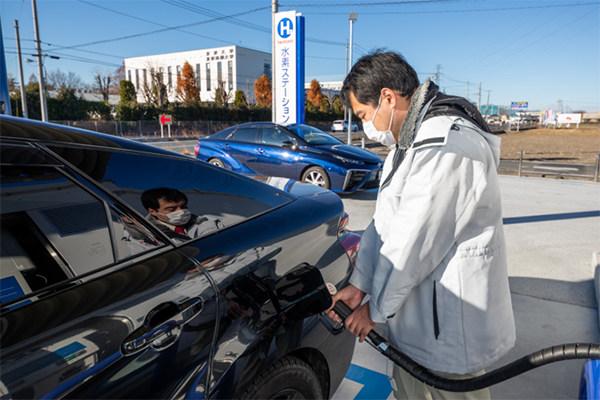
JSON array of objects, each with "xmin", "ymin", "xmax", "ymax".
[
  {"xmin": 362, "ymin": 96, "xmax": 397, "ymax": 146},
  {"xmin": 160, "ymin": 208, "xmax": 192, "ymax": 226}
]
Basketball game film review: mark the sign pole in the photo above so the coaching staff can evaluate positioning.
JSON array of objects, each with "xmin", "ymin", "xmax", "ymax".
[
  {"xmin": 168, "ymin": 124, "xmax": 171, "ymax": 138},
  {"xmin": 161, "ymin": 124, "xmax": 164, "ymax": 138},
  {"xmin": 272, "ymin": 0, "xmax": 278, "ymax": 122}
]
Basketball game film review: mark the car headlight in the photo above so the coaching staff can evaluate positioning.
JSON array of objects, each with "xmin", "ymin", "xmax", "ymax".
[{"xmin": 333, "ymin": 155, "xmax": 364, "ymax": 165}]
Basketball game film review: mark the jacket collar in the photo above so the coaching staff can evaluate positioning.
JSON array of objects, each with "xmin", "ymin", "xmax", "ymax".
[{"xmin": 397, "ymin": 79, "xmax": 438, "ymax": 150}]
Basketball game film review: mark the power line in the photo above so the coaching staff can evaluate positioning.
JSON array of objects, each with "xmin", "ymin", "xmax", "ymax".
[
  {"xmin": 298, "ymin": 1, "xmax": 598, "ymax": 14},
  {"xmin": 284, "ymin": 0, "xmax": 466, "ymax": 7},
  {"xmin": 79, "ymin": 0, "xmax": 240, "ymax": 48},
  {"xmin": 163, "ymin": 0, "xmax": 346, "ymax": 46},
  {"xmin": 50, "ymin": 6, "xmax": 270, "ymax": 51}
]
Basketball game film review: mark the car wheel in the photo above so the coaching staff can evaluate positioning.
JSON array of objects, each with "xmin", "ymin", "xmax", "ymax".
[
  {"xmin": 241, "ymin": 356, "xmax": 323, "ymax": 400},
  {"xmin": 208, "ymin": 158, "xmax": 225, "ymax": 168},
  {"xmin": 302, "ymin": 167, "xmax": 330, "ymax": 189}
]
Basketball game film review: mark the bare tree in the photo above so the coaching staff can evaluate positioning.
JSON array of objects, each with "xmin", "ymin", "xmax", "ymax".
[
  {"xmin": 46, "ymin": 69, "xmax": 83, "ymax": 93},
  {"xmin": 214, "ymin": 80, "xmax": 233, "ymax": 107},
  {"xmin": 137, "ymin": 61, "xmax": 167, "ymax": 106},
  {"xmin": 91, "ymin": 66, "xmax": 114, "ymax": 102},
  {"xmin": 7, "ymin": 73, "xmax": 18, "ymax": 93},
  {"xmin": 110, "ymin": 64, "xmax": 125, "ymax": 95}
]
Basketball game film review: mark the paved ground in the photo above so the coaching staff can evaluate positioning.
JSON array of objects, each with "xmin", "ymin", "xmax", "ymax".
[{"xmin": 334, "ymin": 172, "xmax": 599, "ymax": 400}]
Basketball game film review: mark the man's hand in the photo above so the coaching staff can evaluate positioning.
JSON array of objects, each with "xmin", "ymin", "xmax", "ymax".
[
  {"xmin": 326, "ymin": 284, "xmax": 366, "ymax": 324},
  {"xmin": 345, "ymin": 301, "xmax": 377, "ymax": 343}
]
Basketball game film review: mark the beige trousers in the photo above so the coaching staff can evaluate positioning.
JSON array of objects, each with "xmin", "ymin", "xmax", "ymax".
[{"xmin": 392, "ymin": 364, "xmax": 491, "ymax": 400}]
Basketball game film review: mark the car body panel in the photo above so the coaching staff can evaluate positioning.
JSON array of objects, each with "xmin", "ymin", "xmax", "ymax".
[{"xmin": 0, "ymin": 116, "xmax": 356, "ymax": 400}]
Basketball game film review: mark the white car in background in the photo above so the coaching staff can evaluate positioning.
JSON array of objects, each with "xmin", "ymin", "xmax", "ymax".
[{"xmin": 331, "ymin": 120, "xmax": 358, "ymax": 132}]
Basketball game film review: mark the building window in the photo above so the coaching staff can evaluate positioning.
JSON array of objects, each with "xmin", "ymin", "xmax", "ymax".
[
  {"xmin": 176, "ymin": 65, "xmax": 181, "ymax": 80},
  {"xmin": 127, "ymin": 70, "xmax": 132, "ymax": 82},
  {"xmin": 217, "ymin": 62, "xmax": 222, "ymax": 84},
  {"xmin": 206, "ymin": 63, "xmax": 211, "ymax": 91},
  {"xmin": 196, "ymin": 63, "xmax": 201, "ymax": 91},
  {"xmin": 168, "ymin": 66, "xmax": 172, "ymax": 92},
  {"xmin": 135, "ymin": 69, "xmax": 139, "ymax": 91},
  {"xmin": 143, "ymin": 69, "xmax": 147, "ymax": 87},
  {"xmin": 264, "ymin": 63, "xmax": 271, "ymax": 80},
  {"xmin": 228, "ymin": 60, "xmax": 233, "ymax": 90}
]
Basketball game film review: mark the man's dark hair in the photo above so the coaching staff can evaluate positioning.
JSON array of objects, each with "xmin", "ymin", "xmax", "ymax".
[
  {"xmin": 340, "ymin": 50, "xmax": 420, "ymax": 108},
  {"xmin": 141, "ymin": 187, "xmax": 188, "ymax": 211}
]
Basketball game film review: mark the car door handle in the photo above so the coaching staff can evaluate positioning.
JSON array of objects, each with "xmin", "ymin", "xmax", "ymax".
[
  {"xmin": 222, "ymin": 144, "xmax": 230, "ymax": 149},
  {"xmin": 257, "ymin": 148, "xmax": 266, "ymax": 154},
  {"xmin": 122, "ymin": 297, "xmax": 204, "ymax": 355}
]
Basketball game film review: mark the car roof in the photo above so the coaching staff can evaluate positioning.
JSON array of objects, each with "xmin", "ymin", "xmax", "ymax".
[{"xmin": 0, "ymin": 115, "xmax": 185, "ymax": 157}]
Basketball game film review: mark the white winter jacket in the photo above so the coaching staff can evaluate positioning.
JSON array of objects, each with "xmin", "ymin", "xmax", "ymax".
[{"xmin": 350, "ymin": 100, "xmax": 516, "ymax": 374}]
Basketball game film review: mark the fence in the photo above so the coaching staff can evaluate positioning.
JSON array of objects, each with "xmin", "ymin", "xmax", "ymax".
[
  {"xmin": 49, "ymin": 120, "xmax": 338, "ymax": 139},
  {"xmin": 499, "ymin": 151, "xmax": 600, "ymax": 182}
]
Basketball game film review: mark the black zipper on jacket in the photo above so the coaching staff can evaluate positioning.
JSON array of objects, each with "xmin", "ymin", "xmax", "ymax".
[{"xmin": 433, "ymin": 281, "xmax": 440, "ymax": 340}]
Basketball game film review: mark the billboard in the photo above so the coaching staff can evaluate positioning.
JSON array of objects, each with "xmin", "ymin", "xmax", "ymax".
[
  {"xmin": 511, "ymin": 102, "xmax": 528, "ymax": 110},
  {"xmin": 557, "ymin": 113, "xmax": 582, "ymax": 124},
  {"xmin": 274, "ymin": 11, "xmax": 304, "ymax": 124}
]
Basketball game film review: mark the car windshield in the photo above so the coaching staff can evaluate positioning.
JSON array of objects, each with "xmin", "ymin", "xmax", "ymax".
[{"xmin": 288, "ymin": 124, "xmax": 342, "ymax": 145}]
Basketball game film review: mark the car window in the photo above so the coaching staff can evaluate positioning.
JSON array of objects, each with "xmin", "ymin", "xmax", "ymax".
[
  {"xmin": 226, "ymin": 128, "xmax": 259, "ymax": 143},
  {"xmin": 0, "ymin": 162, "xmax": 165, "ymax": 308},
  {"xmin": 261, "ymin": 127, "xmax": 296, "ymax": 147},
  {"xmin": 210, "ymin": 126, "xmax": 236, "ymax": 140},
  {"xmin": 288, "ymin": 125, "xmax": 341, "ymax": 145},
  {"xmin": 45, "ymin": 145, "xmax": 293, "ymax": 245}
]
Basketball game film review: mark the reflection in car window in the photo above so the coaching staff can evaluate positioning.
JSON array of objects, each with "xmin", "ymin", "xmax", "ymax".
[
  {"xmin": 0, "ymin": 165, "xmax": 162, "ymax": 306},
  {"xmin": 210, "ymin": 126, "xmax": 235, "ymax": 140},
  {"xmin": 288, "ymin": 125, "xmax": 341, "ymax": 145},
  {"xmin": 226, "ymin": 128, "xmax": 259, "ymax": 143},
  {"xmin": 46, "ymin": 146, "xmax": 293, "ymax": 244},
  {"xmin": 261, "ymin": 128, "xmax": 295, "ymax": 147}
]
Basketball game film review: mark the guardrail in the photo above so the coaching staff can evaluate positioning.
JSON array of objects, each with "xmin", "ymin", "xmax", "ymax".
[{"xmin": 499, "ymin": 151, "xmax": 600, "ymax": 182}]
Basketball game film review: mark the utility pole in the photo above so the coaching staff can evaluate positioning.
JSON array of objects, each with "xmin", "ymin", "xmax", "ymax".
[
  {"xmin": 478, "ymin": 81, "xmax": 481, "ymax": 111},
  {"xmin": 31, "ymin": 0, "xmax": 48, "ymax": 121},
  {"xmin": 14, "ymin": 20, "xmax": 28, "ymax": 119},
  {"xmin": 271, "ymin": 0, "xmax": 278, "ymax": 122},
  {"xmin": 344, "ymin": 39, "xmax": 348, "ymax": 122},
  {"xmin": 434, "ymin": 64, "xmax": 442, "ymax": 86},
  {"xmin": 485, "ymin": 90, "xmax": 491, "ymax": 116},
  {"xmin": 347, "ymin": 12, "xmax": 357, "ymax": 145}
]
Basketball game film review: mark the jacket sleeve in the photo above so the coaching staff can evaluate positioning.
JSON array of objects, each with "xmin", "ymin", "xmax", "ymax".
[
  {"xmin": 349, "ymin": 220, "xmax": 377, "ymax": 294},
  {"xmin": 368, "ymin": 142, "xmax": 489, "ymax": 323}
]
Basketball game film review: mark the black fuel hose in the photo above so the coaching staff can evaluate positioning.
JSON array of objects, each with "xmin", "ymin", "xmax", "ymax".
[{"xmin": 333, "ymin": 300, "xmax": 600, "ymax": 392}]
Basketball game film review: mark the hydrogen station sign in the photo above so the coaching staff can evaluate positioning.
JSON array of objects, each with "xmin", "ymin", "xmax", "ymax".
[{"xmin": 273, "ymin": 11, "xmax": 305, "ymax": 124}]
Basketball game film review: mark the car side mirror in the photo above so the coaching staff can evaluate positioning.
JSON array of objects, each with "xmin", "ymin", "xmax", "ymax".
[{"xmin": 282, "ymin": 141, "xmax": 298, "ymax": 151}]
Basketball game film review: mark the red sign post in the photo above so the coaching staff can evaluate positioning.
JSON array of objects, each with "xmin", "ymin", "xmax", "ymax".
[{"xmin": 159, "ymin": 114, "xmax": 173, "ymax": 138}]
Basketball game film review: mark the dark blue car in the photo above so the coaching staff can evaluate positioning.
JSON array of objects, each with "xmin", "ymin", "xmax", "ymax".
[{"xmin": 195, "ymin": 122, "xmax": 383, "ymax": 193}]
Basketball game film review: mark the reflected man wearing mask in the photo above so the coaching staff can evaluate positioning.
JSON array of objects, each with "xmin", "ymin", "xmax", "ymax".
[{"xmin": 142, "ymin": 187, "xmax": 224, "ymax": 243}]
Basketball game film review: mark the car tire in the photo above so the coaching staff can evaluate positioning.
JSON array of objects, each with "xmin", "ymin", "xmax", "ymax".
[
  {"xmin": 241, "ymin": 356, "xmax": 323, "ymax": 400},
  {"xmin": 302, "ymin": 166, "xmax": 330, "ymax": 190},
  {"xmin": 208, "ymin": 158, "xmax": 225, "ymax": 168}
]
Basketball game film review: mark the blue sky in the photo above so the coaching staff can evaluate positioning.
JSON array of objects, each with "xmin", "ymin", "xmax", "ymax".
[{"xmin": 2, "ymin": 0, "xmax": 599, "ymax": 112}]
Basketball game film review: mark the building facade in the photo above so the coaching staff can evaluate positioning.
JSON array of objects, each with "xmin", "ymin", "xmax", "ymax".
[{"xmin": 124, "ymin": 46, "xmax": 271, "ymax": 104}]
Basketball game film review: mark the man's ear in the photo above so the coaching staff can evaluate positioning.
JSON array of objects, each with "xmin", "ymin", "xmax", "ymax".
[
  {"xmin": 380, "ymin": 88, "xmax": 397, "ymax": 108},
  {"xmin": 148, "ymin": 208, "xmax": 158, "ymax": 217}
]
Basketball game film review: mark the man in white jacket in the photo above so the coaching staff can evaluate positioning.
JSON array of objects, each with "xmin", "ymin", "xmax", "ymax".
[{"xmin": 328, "ymin": 51, "xmax": 515, "ymax": 399}]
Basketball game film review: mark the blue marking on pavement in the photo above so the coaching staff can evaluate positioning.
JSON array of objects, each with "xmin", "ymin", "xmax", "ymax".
[
  {"xmin": 503, "ymin": 210, "xmax": 600, "ymax": 225},
  {"xmin": 345, "ymin": 363, "xmax": 393, "ymax": 400}
]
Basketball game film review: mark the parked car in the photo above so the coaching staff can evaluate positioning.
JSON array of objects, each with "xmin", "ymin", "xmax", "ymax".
[
  {"xmin": 195, "ymin": 122, "xmax": 382, "ymax": 193},
  {"xmin": 331, "ymin": 120, "xmax": 358, "ymax": 132},
  {"xmin": 0, "ymin": 115, "xmax": 358, "ymax": 400}
]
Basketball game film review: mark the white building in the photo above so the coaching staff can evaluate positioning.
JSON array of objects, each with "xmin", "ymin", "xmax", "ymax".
[
  {"xmin": 304, "ymin": 81, "xmax": 343, "ymax": 99},
  {"xmin": 124, "ymin": 46, "xmax": 271, "ymax": 104}
]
